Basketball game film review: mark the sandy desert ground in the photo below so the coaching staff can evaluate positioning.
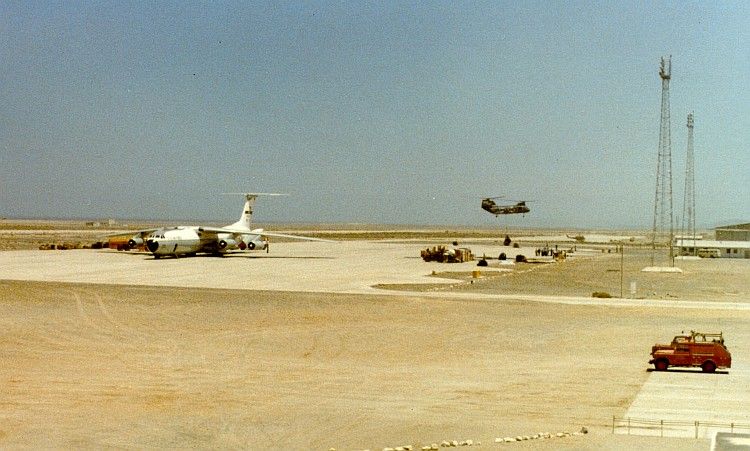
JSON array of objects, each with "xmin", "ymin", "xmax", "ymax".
[{"xmin": 1, "ymin": 222, "xmax": 748, "ymax": 450}]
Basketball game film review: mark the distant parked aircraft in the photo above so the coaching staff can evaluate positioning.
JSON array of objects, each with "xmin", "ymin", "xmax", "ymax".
[{"xmin": 124, "ymin": 193, "xmax": 329, "ymax": 258}]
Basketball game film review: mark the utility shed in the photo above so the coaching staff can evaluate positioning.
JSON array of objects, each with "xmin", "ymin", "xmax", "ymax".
[{"xmin": 715, "ymin": 223, "xmax": 750, "ymax": 241}]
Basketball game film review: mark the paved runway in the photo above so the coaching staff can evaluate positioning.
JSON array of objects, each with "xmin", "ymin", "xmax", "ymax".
[
  {"xmin": 0, "ymin": 241, "xmax": 479, "ymax": 292},
  {"xmin": 618, "ymin": 362, "xmax": 750, "ymax": 439},
  {"xmin": 1, "ymin": 243, "xmax": 748, "ymax": 311}
]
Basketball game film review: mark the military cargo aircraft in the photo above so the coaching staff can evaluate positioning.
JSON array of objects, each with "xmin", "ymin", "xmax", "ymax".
[{"xmin": 124, "ymin": 193, "xmax": 329, "ymax": 258}]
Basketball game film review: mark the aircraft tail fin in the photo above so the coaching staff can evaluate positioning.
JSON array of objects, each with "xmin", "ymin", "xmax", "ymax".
[{"xmin": 222, "ymin": 193, "xmax": 287, "ymax": 230}]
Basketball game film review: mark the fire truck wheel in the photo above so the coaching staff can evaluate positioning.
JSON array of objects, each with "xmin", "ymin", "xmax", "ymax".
[
  {"xmin": 701, "ymin": 361, "xmax": 716, "ymax": 373},
  {"xmin": 654, "ymin": 359, "xmax": 668, "ymax": 371}
]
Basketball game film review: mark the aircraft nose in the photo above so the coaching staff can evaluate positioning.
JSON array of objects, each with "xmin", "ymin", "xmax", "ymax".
[{"xmin": 146, "ymin": 239, "xmax": 159, "ymax": 253}]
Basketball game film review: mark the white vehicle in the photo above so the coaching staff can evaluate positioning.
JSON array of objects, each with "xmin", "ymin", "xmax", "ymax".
[
  {"xmin": 126, "ymin": 193, "xmax": 328, "ymax": 258},
  {"xmin": 697, "ymin": 248, "xmax": 720, "ymax": 258}
]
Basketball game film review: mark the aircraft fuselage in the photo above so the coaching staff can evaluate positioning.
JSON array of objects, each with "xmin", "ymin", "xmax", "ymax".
[
  {"xmin": 481, "ymin": 198, "xmax": 530, "ymax": 216},
  {"xmin": 144, "ymin": 226, "xmax": 263, "ymax": 258}
]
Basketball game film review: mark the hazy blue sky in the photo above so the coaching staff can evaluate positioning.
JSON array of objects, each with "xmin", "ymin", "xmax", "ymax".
[{"xmin": 1, "ymin": 1, "xmax": 748, "ymax": 228}]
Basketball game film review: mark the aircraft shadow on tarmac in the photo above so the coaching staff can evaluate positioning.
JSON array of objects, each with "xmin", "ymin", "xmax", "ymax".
[
  {"xmin": 153, "ymin": 254, "xmax": 334, "ymax": 260},
  {"xmin": 646, "ymin": 368, "xmax": 729, "ymax": 375},
  {"xmin": 97, "ymin": 251, "xmax": 334, "ymax": 260},
  {"xmin": 232, "ymin": 255, "xmax": 334, "ymax": 260}
]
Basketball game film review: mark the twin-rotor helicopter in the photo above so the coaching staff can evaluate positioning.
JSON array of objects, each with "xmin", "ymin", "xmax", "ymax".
[{"xmin": 481, "ymin": 196, "xmax": 532, "ymax": 216}]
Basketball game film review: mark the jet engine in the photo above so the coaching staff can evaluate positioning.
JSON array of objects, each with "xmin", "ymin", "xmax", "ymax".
[
  {"xmin": 218, "ymin": 238, "xmax": 238, "ymax": 250},
  {"xmin": 128, "ymin": 236, "xmax": 144, "ymax": 249}
]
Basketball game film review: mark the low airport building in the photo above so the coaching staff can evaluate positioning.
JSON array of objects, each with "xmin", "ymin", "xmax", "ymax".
[
  {"xmin": 715, "ymin": 223, "xmax": 750, "ymax": 241},
  {"xmin": 676, "ymin": 239, "xmax": 750, "ymax": 258},
  {"xmin": 676, "ymin": 223, "xmax": 750, "ymax": 258}
]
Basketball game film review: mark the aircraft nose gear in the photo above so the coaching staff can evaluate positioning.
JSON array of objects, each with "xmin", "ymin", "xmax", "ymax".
[{"xmin": 146, "ymin": 239, "xmax": 159, "ymax": 253}]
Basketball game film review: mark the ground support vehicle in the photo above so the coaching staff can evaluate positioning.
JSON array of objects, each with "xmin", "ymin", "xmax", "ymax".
[{"xmin": 649, "ymin": 331, "xmax": 731, "ymax": 373}]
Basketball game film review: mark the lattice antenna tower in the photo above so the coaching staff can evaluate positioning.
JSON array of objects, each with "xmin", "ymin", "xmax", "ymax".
[
  {"xmin": 681, "ymin": 113, "xmax": 696, "ymax": 255},
  {"xmin": 651, "ymin": 56, "xmax": 674, "ymax": 266}
]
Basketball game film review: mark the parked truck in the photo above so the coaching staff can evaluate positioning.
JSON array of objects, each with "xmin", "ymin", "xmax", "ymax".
[
  {"xmin": 421, "ymin": 246, "xmax": 473, "ymax": 263},
  {"xmin": 649, "ymin": 331, "xmax": 731, "ymax": 373}
]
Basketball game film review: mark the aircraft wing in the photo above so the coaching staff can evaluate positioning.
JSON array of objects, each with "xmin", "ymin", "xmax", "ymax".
[
  {"xmin": 102, "ymin": 228, "xmax": 164, "ymax": 250},
  {"xmin": 216, "ymin": 227, "xmax": 334, "ymax": 242},
  {"xmin": 253, "ymin": 231, "xmax": 333, "ymax": 242},
  {"xmin": 105, "ymin": 228, "xmax": 159, "ymax": 237},
  {"xmin": 196, "ymin": 226, "xmax": 238, "ymax": 235}
]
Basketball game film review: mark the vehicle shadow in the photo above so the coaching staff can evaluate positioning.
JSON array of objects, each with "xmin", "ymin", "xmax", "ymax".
[{"xmin": 646, "ymin": 368, "xmax": 729, "ymax": 375}]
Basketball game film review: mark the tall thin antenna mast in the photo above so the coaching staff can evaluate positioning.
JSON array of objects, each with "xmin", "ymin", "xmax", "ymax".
[
  {"xmin": 651, "ymin": 55, "xmax": 674, "ymax": 266},
  {"xmin": 681, "ymin": 113, "xmax": 696, "ymax": 256}
]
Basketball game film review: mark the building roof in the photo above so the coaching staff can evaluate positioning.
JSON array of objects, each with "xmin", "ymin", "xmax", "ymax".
[
  {"xmin": 715, "ymin": 223, "xmax": 750, "ymax": 231},
  {"xmin": 675, "ymin": 239, "xmax": 750, "ymax": 249}
]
